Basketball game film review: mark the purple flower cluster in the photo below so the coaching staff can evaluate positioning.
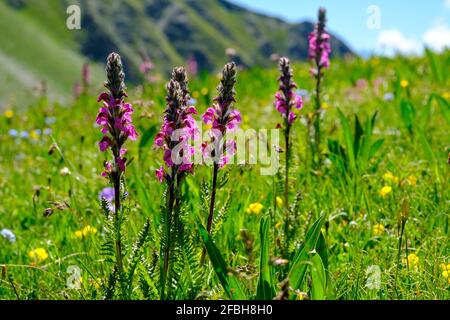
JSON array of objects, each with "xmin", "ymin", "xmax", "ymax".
[
  {"xmin": 275, "ymin": 57, "xmax": 303, "ymax": 126},
  {"xmin": 82, "ymin": 63, "xmax": 91, "ymax": 87},
  {"xmin": 154, "ymin": 67, "xmax": 198, "ymax": 183},
  {"xmin": 187, "ymin": 56, "xmax": 198, "ymax": 77},
  {"xmin": 96, "ymin": 53, "xmax": 137, "ymax": 177},
  {"xmin": 139, "ymin": 58, "xmax": 154, "ymax": 75},
  {"xmin": 308, "ymin": 8, "xmax": 332, "ymax": 75},
  {"xmin": 201, "ymin": 62, "xmax": 241, "ymax": 167}
]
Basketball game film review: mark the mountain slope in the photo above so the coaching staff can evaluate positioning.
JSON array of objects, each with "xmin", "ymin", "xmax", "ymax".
[{"xmin": 0, "ymin": 0, "xmax": 353, "ymax": 105}]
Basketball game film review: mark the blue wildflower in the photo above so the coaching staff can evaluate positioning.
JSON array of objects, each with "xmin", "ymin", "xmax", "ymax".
[
  {"xmin": 384, "ymin": 93, "xmax": 394, "ymax": 101},
  {"xmin": 99, "ymin": 187, "xmax": 115, "ymax": 202},
  {"xmin": 8, "ymin": 129, "xmax": 18, "ymax": 137},
  {"xmin": 1, "ymin": 229, "xmax": 16, "ymax": 243},
  {"xmin": 99, "ymin": 187, "xmax": 115, "ymax": 212},
  {"xmin": 45, "ymin": 117, "xmax": 56, "ymax": 125},
  {"xmin": 296, "ymin": 89, "xmax": 310, "ymax": 98}
]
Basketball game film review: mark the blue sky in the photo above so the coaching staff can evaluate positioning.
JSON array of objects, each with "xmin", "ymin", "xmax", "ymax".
[{"xmin": 229, "ymin": 0, "xmax": 450, "ymax": 55}]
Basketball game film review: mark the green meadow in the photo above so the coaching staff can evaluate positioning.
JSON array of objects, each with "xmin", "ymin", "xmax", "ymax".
[{"xmin": 0, "ymin": 51, "xmax": 449, "ymax": 300}]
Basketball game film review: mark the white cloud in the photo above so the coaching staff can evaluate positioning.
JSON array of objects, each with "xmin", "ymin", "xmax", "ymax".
[
  {"xmin": 376, "ymin": 30, "xmax": 422, "ymax": 56},
  {"xmin": 445, "ymin": 0, "xmax": 450, "ymax": 9},
  {"xmin": 423, "ymin": 25, "xmax": 450, "ymax": 52}
]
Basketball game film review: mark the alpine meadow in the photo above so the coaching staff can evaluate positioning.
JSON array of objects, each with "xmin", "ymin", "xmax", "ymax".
[{"xmin": 0, "ymin": 0, "xmax": 449, "ymax": 302}]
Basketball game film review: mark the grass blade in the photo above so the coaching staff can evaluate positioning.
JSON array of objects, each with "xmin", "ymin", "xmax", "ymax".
[
  {"xmin": 256, "ymin": 217, "xmax": 275, "ymax": 300},
  {"xmin": 417, "ymin": 129, "xmax": 440, "ymax": 182},
  {"xmin": 198, "ymin": 224, "xmax": 247, "ymax": 300},
  {"xmin": 310, "ymin": 253, "xmax": 326, "ymax": 300},
  {"xmin": 429, "ymin": 94, "xmax": 450, "ymax": 125},
  {"xmin": 288, "ymin": 213, "xmax": 326, "ymax": 291},
  {"xmin": 337, "ymin": 109, "xmax": 356, "ymax": 172}
]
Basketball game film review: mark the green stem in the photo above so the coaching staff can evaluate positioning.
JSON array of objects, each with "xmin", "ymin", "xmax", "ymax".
[
  {"xmin": 207, "ymin": 163, "xmax": 219, "ymax": 233},
  {"xmin": 284, "ymin": 123, "xmax": 290, "ymax": 247},
  {"xmin": 113, "ymin": 171, "xmax": 123, "ymax": 275},
  {"xmin": 201, "ymin": 163, "xmax": 219, "ymax": 264},
  {"xmin": 161, "ymin": 167, "xmax": 176, "ymax": 299},
  {"xmin": 313, "ymin": 65, "xmax": 323, "ymax": 167}
]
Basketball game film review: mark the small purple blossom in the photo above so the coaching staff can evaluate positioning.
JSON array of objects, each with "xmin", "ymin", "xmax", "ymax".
[
  {"xmin": 73, "ymin": 82, "xmax": 82, "ymax": 99},
  {"xmin": 96, "ymin": 53, "xmax": 137, "ymax": 177},
  {"xmin": 154, "ymin": 67, "xmax": 198, "ymax": 182},
  {"xmin": 274, "ymin": 57, "xmax": 302, "ymax": 126},
  {"xmin": 308, "ymin": 8, "xmax": 332, "ymax": 74},
  {"xmin": 187, "ymin": 56, "xmax": 198, "ymax": 77},
  {"xmin": 156, "ymin": 166, "xmax": 165, "ymax": 183},
  {"xmin": 82, "ymin": 63, "xmax": 91, "ymax": 88},
  {"xmin": 139, "ymin": 53, "xmax": 157, "ymax": 83},
  {"xmin": 201, "ymin": 62, "xmax": 240, "ymax": 166},
  {"xmin": 140, "ymin": 58, "xmax": 154, "ymax": 75}
]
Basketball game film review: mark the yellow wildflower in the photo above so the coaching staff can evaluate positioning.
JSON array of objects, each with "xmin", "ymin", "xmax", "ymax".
[
  {"xmin": 30, "ymin": 130, "xmax": 40, "ymax": 141},
  {"xmin": 443, "ymin": 92, "xmax": 450, "ymax": 100},
  {"xmin": 83, "ymin": 225, "xmax": 97, "ymax": 236},
  {"xmin": 275, "ymin": 221, "xmax": 282, "ymax": 229},
  {"xmin": 4, "ymin": 110, "xmax": 14, "ymax": 119},
  {"xmin": 322, "ymin": 102, "xmax": 330, "ymax": 110},
  {"xmin": 75, "ymin": 225, "xmax": 98, "ymax": 239},
  {"xmin": 28, "ymin": 248, "xmax": 49, "ymax": 262},
  {"xmin": 246, "ymin": 202, "xmax": 264, "ymax": 215},
  {"xmin": 383, "ymin": 172, "xmax": 399, "ymax": 184},
  {"xmin": 441, "ymin": 264, "xmax": 450, "ymax": 284},
  {"xmin": 276, "ymin": 196, "xmax": 283, "ymax": 207},
  {"xmin": 403, "ymin": 253, "xmax": 419, "ymax": 270},
  {"xmin": 243, "ymin": 114, "xmax": 249, "ymax": 123},
  {"xmin": 400, "ymin": 80, "xmax": 409, "ymax": 88},
  {"xmin": 406, "ymin": 175, "xmax": 417, "ymax": 187},
  {"xmin": 379, "ymin": 186, "xmax": 392, "ymax": 197},
  {"xmin": 192, "ymin": 91, "xmax": 200, "ymax": 99},
  {"xmin": 373, "ymin": 224, "xmax": 385, "ymax": 236},
  {"xmin": 201, "ymin": 88, "xmax": 209, "ymax": 95},
  {"xmin": 296, "ymin": 291, "xmax": 307, "ymax": 300},
  {"xmin": 89, "ymin": 278, "xmax": 101, "ymax": 289}
]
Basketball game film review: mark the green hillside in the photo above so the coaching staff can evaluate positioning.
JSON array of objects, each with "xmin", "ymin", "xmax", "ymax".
[
  {"xmin": 0, "ymin": 1, "xmax": 104, "ymax": 106},
  {"xmin": 0, "ymin": 0, "xmax": 352, "ymax": 106}
]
